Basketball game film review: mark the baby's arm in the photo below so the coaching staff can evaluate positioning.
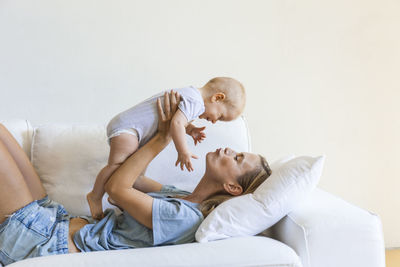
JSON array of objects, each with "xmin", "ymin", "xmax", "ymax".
[{"xmin": 171, "ymin": 109, "xmax": 198, "ymax": 171}]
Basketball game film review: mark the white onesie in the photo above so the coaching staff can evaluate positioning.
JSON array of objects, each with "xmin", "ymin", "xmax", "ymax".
[{"xmin": 107, "ymin": 86, "xmax": 205, "ymax": 147}]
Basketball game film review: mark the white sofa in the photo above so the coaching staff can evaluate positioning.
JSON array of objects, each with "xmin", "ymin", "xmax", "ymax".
[{"xmin": 3, "ymin": 118, "xmax": 385, "ymax": 267}]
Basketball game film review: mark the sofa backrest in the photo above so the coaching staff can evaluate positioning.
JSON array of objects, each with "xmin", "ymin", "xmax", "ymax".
[{"xmin": 3, "ymin": 117, "xmax": 251, "ymax": 216}]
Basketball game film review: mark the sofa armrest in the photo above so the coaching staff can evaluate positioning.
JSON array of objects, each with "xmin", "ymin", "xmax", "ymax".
[
  {"xmin": 1, "ymin": 120, "xmax": 34, "ymax": 158},
  {"xmin": 271, "ymin": 188, "xmax": 385, "ymax": 267}
]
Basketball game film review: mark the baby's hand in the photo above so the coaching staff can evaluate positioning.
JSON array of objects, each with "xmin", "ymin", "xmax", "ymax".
[
  {"xmin": 189, "ymin": 126, "xmax": 206, "ymax": 145},
  {"xmin": 175, "ymin": 152, "xmax": 198, "ymax": 172}
]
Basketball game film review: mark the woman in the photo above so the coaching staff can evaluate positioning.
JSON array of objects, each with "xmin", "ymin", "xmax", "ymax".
[{"xmin": 0, "ymin": 91, "xmax": 272, "ymax": 265}]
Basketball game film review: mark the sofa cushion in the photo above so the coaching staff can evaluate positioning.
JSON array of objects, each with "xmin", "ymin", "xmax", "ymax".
[
  {"xmin": 7, "ymin": 236, "xmax": 302, "ymax": 267},
  {"xmin": 31, "ymin": 124, "xmax": 111, "ymax": 216},
  {"xmin": 30, "ymin": 117, "xmax": 250, "ymax": 216}
]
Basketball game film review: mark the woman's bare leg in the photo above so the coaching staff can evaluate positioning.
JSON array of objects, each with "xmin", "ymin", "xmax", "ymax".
[
  {"xmin": 0, "ymin": 139, "xmax": 35, "ymax": 224},
  {"xmin": 0, "ymin": 123, "xmax": 46, "ymax": 201},
  {"xmin": 87, "ymin": 133, "xmax": 139, "ymax": 219}
]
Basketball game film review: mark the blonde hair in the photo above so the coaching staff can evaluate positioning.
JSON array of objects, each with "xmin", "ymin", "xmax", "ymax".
[
  {"xmin": 204, "ymin": 77, "xmax": 246, "ymax": 117},
  {"xmin": 199, "ymin": 155, "xmax": 272, "ymax": 217}
]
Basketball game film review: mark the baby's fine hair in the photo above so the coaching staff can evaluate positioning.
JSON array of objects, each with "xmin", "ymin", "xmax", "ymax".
[{"xmin": 204, "ymin": 77, "xmax": 246, "ymax": 116}]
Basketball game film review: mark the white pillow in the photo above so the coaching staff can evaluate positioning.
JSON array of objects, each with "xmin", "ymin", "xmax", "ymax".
[
  {"xmin": 31, "ymin": 124, "xmax": 113, "ymax": 216},
  {"xmin": 269, "ymin": 154, "xmax": 295, "ymax": 170},
  {"xmin": 195, "ymin": 155, "xmax": 325, "ymax": 243}
]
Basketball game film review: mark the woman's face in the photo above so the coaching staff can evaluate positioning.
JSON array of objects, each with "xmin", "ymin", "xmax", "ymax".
[{"xmin": 205, "ymin": 147, "xmax": 260, "ymax": 183}]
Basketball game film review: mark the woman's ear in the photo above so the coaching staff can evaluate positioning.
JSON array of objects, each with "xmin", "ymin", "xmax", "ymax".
[
  {"xmin": 211, "ymin": 93, "xmax": 226, "ymax": 103},
  {"xmin": 223, "ymin": 182, "xmax": 243, "ymax": 196}
]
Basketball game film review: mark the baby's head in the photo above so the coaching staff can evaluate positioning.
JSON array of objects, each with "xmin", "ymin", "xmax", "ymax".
[{"xmin": 199, "ymin": 77, "xmax": 246, "ymax": 123}]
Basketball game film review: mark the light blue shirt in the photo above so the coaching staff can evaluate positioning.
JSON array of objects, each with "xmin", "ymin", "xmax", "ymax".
[
  {"xmin": 73, "ymin": 185, "xmax": 203, "ymax": 251},
  {"xmin": 107, "ymin": 86, "xmax": 205, "ymax": 147}
]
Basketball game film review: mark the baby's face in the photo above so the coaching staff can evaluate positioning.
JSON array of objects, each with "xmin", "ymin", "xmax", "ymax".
[{"xmin": 199, "ymin": 102, "xmax": 236, "ymax": 124}]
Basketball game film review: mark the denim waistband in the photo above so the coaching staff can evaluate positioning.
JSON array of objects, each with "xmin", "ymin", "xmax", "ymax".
[{"xmin": 0, "ymin": 196, "xmax": 69, "ymax": 265}]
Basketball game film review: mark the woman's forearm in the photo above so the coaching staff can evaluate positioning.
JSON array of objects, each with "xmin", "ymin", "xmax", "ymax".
[{"xmin": 105, "ymin": 133, "xmax": 170, "ymax": 193}]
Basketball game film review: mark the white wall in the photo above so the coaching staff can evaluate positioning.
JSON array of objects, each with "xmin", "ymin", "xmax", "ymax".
[{"xmin": 0, "ymin": 0, "xmax": 399, "ymax": 247}]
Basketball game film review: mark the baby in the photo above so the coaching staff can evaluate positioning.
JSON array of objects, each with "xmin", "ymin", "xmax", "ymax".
[{"xmin": 87, "ymin": 77, "xmax": 246, "ymax": 219}]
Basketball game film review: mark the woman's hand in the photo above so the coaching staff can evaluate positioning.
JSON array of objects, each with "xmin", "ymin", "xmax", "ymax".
[{"xmin": 157, "ymin": 90, "xmax": 180, "ymax": 139}]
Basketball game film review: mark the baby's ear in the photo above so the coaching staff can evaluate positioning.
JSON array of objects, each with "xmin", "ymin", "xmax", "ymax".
[{"xmin": 211, "ymin": 93, "xmax": 226, "ymax": 102}]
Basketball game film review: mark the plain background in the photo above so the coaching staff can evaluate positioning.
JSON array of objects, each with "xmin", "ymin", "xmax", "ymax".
[{"xmin": 0, "ymin": 0, "xmax": 399, "ymax": 247}]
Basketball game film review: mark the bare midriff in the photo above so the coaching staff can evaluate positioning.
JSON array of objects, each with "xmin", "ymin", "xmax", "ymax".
[{"xmin": 68, "ymin": 218, "xmax": 89, "ymax": 253}]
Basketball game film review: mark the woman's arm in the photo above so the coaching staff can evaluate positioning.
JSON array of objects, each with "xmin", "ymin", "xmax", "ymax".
[
  {"xmin": 132, "ymin": 175, "xmax": 163, "ymax": 193},
  {"xmin": 104, "ymin": 91, "xmax": 179, "ymax": 229}
]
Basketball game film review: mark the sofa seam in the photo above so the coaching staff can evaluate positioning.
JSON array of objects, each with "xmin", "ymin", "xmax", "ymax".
[
  {"xmin": 286, "ymin": 213, "xmax": 311, "ymax": 267},
  {"xmin": 30, "ymin": 124, "xmax": 38, "ymax": 163}
]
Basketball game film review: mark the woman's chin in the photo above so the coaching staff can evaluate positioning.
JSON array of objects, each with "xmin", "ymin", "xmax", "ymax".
[
  {"xmin": 205, "ymin": 151, "xmax": 215, "ymax": 162},
  {"xmin": 205, "ymin": 151, "xmax": 220, "ymax": 165}
]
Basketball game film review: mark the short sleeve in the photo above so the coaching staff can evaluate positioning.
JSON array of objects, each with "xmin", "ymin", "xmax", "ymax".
[
  {"xmin": 152, "ymin": 198, "xmax": 203, "ymax": 246},
  {"xmin": 178, "ymin": 97, "xmax": 205, "ymax": 122},
  {"xmin": 159, "ymin": 185, "xmax": 191, "ymax": 195}
]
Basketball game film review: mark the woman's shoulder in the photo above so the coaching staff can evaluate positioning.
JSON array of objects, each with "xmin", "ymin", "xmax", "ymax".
[{"xmin": 150, "ymin": 185, "xmax": 202, "ymax": 217}]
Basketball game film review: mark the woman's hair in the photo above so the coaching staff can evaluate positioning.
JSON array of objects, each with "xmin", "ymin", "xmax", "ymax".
[{"xmin": 199, "ymin": 155, "xmax": 272, "ymax": 217}]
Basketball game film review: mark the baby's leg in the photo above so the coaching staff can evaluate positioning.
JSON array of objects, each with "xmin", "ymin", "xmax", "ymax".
[{"xmin": 87, "ymin": 133, "xmax": 139, "ymax": 219}]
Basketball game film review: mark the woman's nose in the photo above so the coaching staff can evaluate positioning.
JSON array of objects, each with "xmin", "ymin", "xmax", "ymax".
[{"xmin": 224, "ymin": 147, "xmax": 233, "ymax": 155}]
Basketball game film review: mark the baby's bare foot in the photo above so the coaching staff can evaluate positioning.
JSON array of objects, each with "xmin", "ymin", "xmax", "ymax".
[{"xmin": 87, "ymin": 192, "xmax": 104, "ymax": 220}]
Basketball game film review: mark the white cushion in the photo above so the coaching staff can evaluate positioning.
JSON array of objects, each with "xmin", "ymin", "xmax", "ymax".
[
  {"xmin": 7, "ymin": 236, "xmax": 302, "ymax": 267},
  {"xmin": 270, "ymin": 154, "xmax": 295, "ymax": 170},
  {"xmin": 31, "ymin": 123, "xmax": 112, "ymax": 216},
  {"xmin": 30, "ymin": 117, "xmax": 250, "ymax": 216},
  {"xmin": 195, "ymin": 155, "xmax": 325, "ymax": 243}
]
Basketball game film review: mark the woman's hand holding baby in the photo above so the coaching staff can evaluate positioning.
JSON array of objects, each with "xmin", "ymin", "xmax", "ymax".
[{"xmin": 157, "ymin": 90, "xmax": 180, "ymax": 140}]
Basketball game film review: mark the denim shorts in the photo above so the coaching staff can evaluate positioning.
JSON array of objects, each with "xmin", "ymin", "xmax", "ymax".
[{"xmin": 0, "ymin": 196, "xmax": 69, "ymax": 265}]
